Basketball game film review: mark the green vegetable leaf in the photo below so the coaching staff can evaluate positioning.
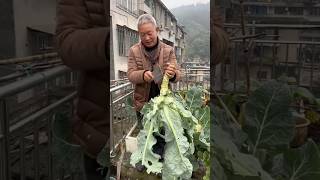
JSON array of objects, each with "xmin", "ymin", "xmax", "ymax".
[
  {"xmin": 213, "ymin": 125, "xmax": 273, "ymax": 180},
  {"xmin": 185, "ymin": 86, "xmax": 203, "ymax": 111},
  {"xmin": 212, "ymin": 156, "xmax": 228, "ymax": 180},
  {"xmin": 52, "ymin": 112, "xmax": 84, "ymax": 175},
  {"xmin": 244, "ymin": 80, "xmax": 294, "ymax": 155},
  {"xmin": 161, "ymin": 106, "xmax": 193, "ymax": 179},
  {"xmin": 130, "ymin": 110, "xmax": 162, "ymax": 174},
  {"xmin": 293, "ymin": 87, "xmax": 316, "ymax": 104},
  {"xmin": 273, "ymin": 140, "xmax": 320, "ymax": 180},
  {"xmin": 130, "ymin": 80, "xmax": 201, "ymax": 179}
]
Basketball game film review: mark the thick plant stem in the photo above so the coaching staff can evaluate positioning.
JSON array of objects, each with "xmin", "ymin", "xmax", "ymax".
[{"xmin": 160, "ymin": 74, "xmax": 170, "ymax": 95}]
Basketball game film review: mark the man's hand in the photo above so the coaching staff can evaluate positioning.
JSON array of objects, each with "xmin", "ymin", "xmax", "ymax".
[
  {"xmin": 163, "ymin": 63, "xmax": 176, "ymax": 79},
  {"xmin": 143, "ymin": 71, "xmax": 154, "ymax": 82}
]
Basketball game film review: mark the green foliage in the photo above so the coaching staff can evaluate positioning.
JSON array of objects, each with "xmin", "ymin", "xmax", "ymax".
[
  {"xmin": 244, "ymin": 80, "xmax": 294, "ymax": 154},
  {"xmin": 213, "ymin": 80, "xmax": 320, "ymax": 180},
  {"xmin": 305, "ymin": 110, "xmax": 320, "ymax": 124},
  {"xmin": 52, "ymin": 111, "xmax": 85, "ymax": 176},
  {"xmin": 130, "ymin": 83, "xmax": 210, "ymax": 179},
  {"xmin": 213, "ymin": 125, "xmax": 273, "ymax": 179},
  {"xmin": 272, "ymin": 140, "xmax": 320, "ymax": 180}
]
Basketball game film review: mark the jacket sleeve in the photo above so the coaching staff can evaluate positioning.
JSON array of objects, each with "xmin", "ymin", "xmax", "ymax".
[
  {"xmin": 127, "ymin": 48, "xmax": 146, "ymax": 84},
  {"xmin": 212, "ymin": 7, "xmax": 229, "ymax": 65},
  {"xmin": 56, "ymin": 0, "xmax": 108, "ymax": 70},
  {"xmin": 168, "ymin": 48, "xmax": 181, "ymax": 83}
]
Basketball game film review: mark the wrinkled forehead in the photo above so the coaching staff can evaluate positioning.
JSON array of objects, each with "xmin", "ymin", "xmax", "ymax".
[{"xmin": 138, "ymin": 22, "xmax": 157, "ymax": 33}]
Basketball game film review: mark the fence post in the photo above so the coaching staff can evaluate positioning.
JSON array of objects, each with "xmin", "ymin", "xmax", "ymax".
[
  {"xmin": 0, "ymin": 99, "xmax": 10, "ymax": 180},
  {"xmin": 310, "ymin": 44, "xmax": 316, "ymax": 91},
  {"xmin": 110, "ymin": 92, "xmax": 115, "ymax": 158}
]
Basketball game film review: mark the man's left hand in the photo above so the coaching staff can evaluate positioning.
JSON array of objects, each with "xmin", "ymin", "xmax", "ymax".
[{"xmin": 164, "ymin": 63, "xmax": 176, "ymax": 79}]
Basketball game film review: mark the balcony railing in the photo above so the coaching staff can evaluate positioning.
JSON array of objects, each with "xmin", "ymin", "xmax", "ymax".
[{"xmin": 0, "ymin": 63, "xmax": 80, "ymax": 179}]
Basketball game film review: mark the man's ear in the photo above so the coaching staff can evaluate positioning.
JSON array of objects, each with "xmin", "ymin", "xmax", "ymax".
[{"xmin": 156, "ymin": 27, "xmax": 160, "ymax": 32}]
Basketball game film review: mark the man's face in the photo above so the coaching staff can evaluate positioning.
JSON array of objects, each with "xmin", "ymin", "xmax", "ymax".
[{"xmin": 138, "ymin": 23, "xmax": 158, "ymax": 48}]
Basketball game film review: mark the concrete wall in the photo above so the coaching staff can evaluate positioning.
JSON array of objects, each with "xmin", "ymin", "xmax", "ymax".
[
  {"xmin": 111, "ymin": 0, "xmax": 141, "ymax": 79},
  {"xmin": 13, "ymin": 0, "xmax": 56, "ymax": 57},
  {"xmin": 278, "ymin": 29, "xmax": 300, "ymax": 63},
  {"xmin": 0, "ymin": 0, "xmax": 16, "ymax": 60}
]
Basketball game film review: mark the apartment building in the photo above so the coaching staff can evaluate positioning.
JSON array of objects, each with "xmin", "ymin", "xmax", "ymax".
[
  {"xmin": 0, "ymin": 0, "xmax": 56, "ymax": 60},
  {"xmin": 110, "ymin": 0, "xmax": 186, "ymax": 80},
  {"xmin": 218, "ymin": 0, "xmax": 320, "ymax": 90}
]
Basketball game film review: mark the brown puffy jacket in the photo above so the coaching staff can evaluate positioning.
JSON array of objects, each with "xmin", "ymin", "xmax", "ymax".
[
  {"xmin": 56, "ymin": 0, "xmax": 108, "ymax": 158},
  {"xmin": 128, "ymin": 41, "xmax": 181, "ymax": 111},
  {"xmin": 212, "ymin": 7, "xmax": 229, "ymax": 65}
]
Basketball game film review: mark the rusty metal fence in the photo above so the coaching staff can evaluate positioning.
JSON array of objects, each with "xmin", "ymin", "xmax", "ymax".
[{"xmin": 0, "ymin": 65, "xmax": 79, "ymax": 180}]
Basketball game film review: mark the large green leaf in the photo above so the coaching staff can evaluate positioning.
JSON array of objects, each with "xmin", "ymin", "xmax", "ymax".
[
  {"xmin": 198, "ymin": 107, "xmax": 210, "ymax": 146},
  {"xmin": 273, "ymin": 140, "xmax": 320, "ymax": 180},
  {"xmin": 161, "ymin": 105, "xmax": 193, "ymax": 180},
  {"xmin": 130, "ymin": 100, "xmax": 162, "ymax": 174},
  {"xmin": 52, "ymin": 111, "xmax": 84, "ymax": 175},
  {"xmin": 213, "ymin": 106, "xmax": 247, "ymax": 147},
  {"xmin": 244, "ymin": 80, "xmax": 294, "ymax": 155},
  {"xmin": 185, "ymin": 86, "xmax": 203, "ymax": 111},
  {"xmin": 212, "ymin": 155, "xmax": 227, "ymax": 180},
  {"xmin": 293, "ymin": 87, "xmax": 316, "ymax": 104},
  {"xmin": 213, "ymin": 125, "xmax": 273, "ymax": 180},
  {"xmin": 131, "ymin": 88, "xmax": 198, "ymax": 179}
]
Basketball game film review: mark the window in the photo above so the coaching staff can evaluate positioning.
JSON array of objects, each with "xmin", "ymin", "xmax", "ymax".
[
  {"xmin": 152, "ymin": 3, "xmax": 156, "ymax": 19},
  {"xmin": 257, "ymin": 71, "xmax": 268, "ymax": 80},
  {"xmin": 117, "ymin": 25, "xmax": 139, "ymax": 56},
  {"xmin": 159, "ymin": 8, "xmax": 164, "ymax": 27},
  {"xmin": 118, "ymin": 70, "xmax": 127, "ymax": 79},
  {"xmin": 249, "ymin": 5, "xmax": 267, "ymax": 16},
  {"xmin": 166, "ymin": 14, "xmax": 171, "ymax": 28},
  {"xmin": 275, "ymin": 7, "xmax": 287, "ymax": 15},
  {"xmin": 116, "ymin": 0, "xmax": 138, "ymax": 16},
  {"xmin": 165, "ymin": 12, "xmax": 168, "ymax": 27},
  {"xmin": 310, "ymin": 7, "xmax": 320, "ymax": 16},
  {"xmin": 145, "ymin": 0, "xmax": 152, "ymax": 7},
  {"xmin": 289, "ymin": 7, "xmax": 303, "ymax": 16}
]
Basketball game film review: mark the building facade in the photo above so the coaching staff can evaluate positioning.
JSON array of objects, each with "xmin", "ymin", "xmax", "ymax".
[
  {"xmin": 0, "ymin": 0, "xmax": 56, "ymax": 60},
  {"xmin": 217, "ymin": 0, "xmax": 320, "ymax": 91}
]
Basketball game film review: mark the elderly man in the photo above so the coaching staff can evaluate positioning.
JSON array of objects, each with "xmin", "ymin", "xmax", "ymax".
[{"xmin": 127, "ymin": 14, "xmax": 181, "ymax": 129}]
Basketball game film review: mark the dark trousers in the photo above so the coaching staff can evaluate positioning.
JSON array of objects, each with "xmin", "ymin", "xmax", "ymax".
[
  {"xmin": 136, "ymin": 111, "xmax": 144, "ymax": 129},
  {"xmin": 84, "ymin": 155, "xmax": 106, "ymax": 180}
]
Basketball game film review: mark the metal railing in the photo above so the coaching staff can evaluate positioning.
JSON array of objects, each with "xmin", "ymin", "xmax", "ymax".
[
  {"xmin": 0, "ymin": 65, "xmax": 79, "ymax": 180},
  {"xmin": 109, "ymin": 82, "xmax": 135, "ymax": 158},
  {"xmin": 177, "ymin": 67, "xmax": 210, "ymax": 91}
]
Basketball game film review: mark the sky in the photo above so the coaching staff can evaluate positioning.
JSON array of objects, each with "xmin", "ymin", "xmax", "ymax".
[{"xmin": 161, "ymin": 0, "xmax": 210, "ymax": 9}]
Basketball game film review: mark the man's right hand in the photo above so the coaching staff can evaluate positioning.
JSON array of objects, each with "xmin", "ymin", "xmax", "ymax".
[{"xmin": 143, "ymin": 71, "xmax": 154, "ymax": 82}]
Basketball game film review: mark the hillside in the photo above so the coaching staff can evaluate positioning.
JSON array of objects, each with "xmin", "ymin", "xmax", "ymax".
[{"xmin": 171, "ymin": 3, "xmax": 210, "ymax": 61}]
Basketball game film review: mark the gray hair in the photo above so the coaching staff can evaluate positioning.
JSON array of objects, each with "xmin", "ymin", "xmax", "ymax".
[{"xmin": 137, "ymin": 14, "xmax": 157, "ymax": 29}]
